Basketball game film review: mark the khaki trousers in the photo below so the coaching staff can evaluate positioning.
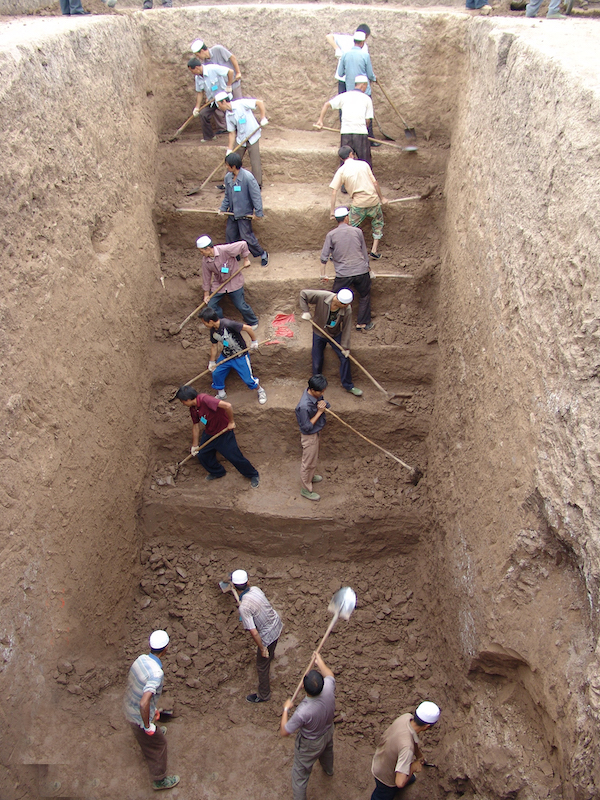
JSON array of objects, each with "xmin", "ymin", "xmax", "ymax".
[
  {"xmin": 300, "ymin": 432, "xmax": 320, "ymax": 492},
  {"xmin": 291, "ymin": 724, "xmax": 334, "ymax": 800}
]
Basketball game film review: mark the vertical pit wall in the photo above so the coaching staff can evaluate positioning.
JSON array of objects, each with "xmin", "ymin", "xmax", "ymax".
[
  {"xmin": 0, "ymin": 16, "xmax": 160, "ymax": 746},
  {"xmin": 430, "ymin": 19, "xmax": 600, "ymax": 799}
]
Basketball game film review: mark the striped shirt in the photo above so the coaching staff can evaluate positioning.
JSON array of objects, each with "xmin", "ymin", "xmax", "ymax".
[
  {"xmin": 239, "ymin": 586, "xmax": 283, "ymax": 647},
  {"xmin": 123, "ymin": 653, "xmax": 164, "ymax": 728}
]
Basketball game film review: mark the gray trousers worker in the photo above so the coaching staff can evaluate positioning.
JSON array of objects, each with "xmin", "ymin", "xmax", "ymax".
[
  {"xmin": 292, "ymin": 725, "xmax": 334, "ymax": 800},
  {"xmin": 240, "ymin": 140, "xmax": 263, "ymax": 188}
]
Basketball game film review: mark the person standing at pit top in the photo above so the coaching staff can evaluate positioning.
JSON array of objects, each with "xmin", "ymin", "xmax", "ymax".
[
  {"xmin": 187, "ymin": 58, "xmax": 234, "ymax": 142},
  {"xmin": 330, "ymin": 146, "xmax": 388, "ymax": 260},
  {"xmin": 295, "ymin": 374, "xmax": 330, "ymax": 502},
  {"xmin": 326, "ymin": 24, "xmax": 371, "ymax": 96},
  {"xmin": 338, "ymin": 30, "xmax": 378, "ymax": 141},
  {"xmin": 525, "ymin": 0, "xmax": 567, "ymax": 17},
  {"xmin": 370, "ymin": 701, "xmax": 441, "ymax": 800},
  {"xmin": 219, "ymin": 152, "xmax": 269, "ymax": 267},
  {"xmin": 123, "ymin": 630, "xmax": 180, "ymax": 792},
  {"xmin": 280, "ymin": 652, "xmax": 336, "ymax": 800},
  {"xmin": 315, "ymin": 75, "xmax": 374, "ymax": 167},
  {"xmin": 199, "ymin": 306, "xmax": 267, "ymax": 405},
  {"xmin": 231, "ymin": 569, "xmax": 283, "ymax": 703},
  {"xmin": 175, "ymin": 385, "xmax": 260, "ymax": 487},
  {"xmin": 300, "ymin": 288, "xmax": 363, "ymax": 396},
  {"xmin": 190, "ymin": 38, "xmax": 243, "ymax": 98},
  {"xmin": 196, "ymin": 235, "xmax": 259, "ymax": 327},
  {"xmin": 215, "ymin": 91, "xmax": 268, "ymax": 189},
  {"xmin": 321, "ymin": 206, "xmax": 373, "ymax": 332}
]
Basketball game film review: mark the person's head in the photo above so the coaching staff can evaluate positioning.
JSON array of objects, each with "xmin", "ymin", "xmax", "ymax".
[
  {"xmin": 149, "ymin": 630, "xmax": 169, "ymax": 655},
  {"xmin": 231, "ymin": 569, "xmax": 249, "ymax": 591},
  {"xmin": 354, "ymin": 75, "xmax": 369, "ymax": 92},
  {"xmin": 303, "ymin": 669, "xmax": 325, "ymax": 697},
  {"xmin": 356, "ymin": 23, "xmax": 371, "ymax": 39},
  {"xmin": 338, "ymin": 145, "xmax": 356, "ymax": 162},
  {"xmin": 175, "ymin": 385, "xmax": 198, "ymax": 407},
  {"xmin": 225, "ymin": 152, "xmax": 243, "ymax": 173},
  {"xmin": 414, "ymin": 701, "xmax": 441, "ymax": 730},
  {"xmin": 332, "ymin": 288, "xmax": 353, "ymax": 310},
  {"xmin": 353, "ymin": 30, "xmax": 367, "ymax": 47},
  {"xmin": 196, "ymin": 234, "xmax": 214, "ymax": 257},
  {"xmin": 308, "ymin": 374, "xmax": 328, "ymax": 396},
  {"xmin": 187, "ymin": 57, "xmax": 203, "ymax": 76},
  {"xmin": 199, "ymin": 307, "xmax": 220, "ymax": 329},
  {"xmin": 215, "ymin": 90, "xmax": 232, "ymax": 111},
  {"xmin": 190, "ymin": 39, "xmax": 211, "ymax": 60},
  {"xmin": 334, "ymin": 206, "xmax": 349, "ymax": 224}
]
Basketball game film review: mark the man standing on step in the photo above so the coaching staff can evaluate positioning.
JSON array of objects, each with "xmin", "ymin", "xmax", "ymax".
[
  {"xmin": 320, "ymin": 206, "xmax": 373, "ymax": 332},
  {"xmin": 315, "ymin": 75, "xmax": 374, "ymax": 167},
  {"xmin": 124, "ymin": 630, "xmax": 180, "ymax": 792},
  {"xmin": 326, "ymin": 24, "xmax": 371, "ymax": 96},
  {"xmin": 300, "ymin": 288, "xmax": 363, "ymax": 396},
  {"xmin": 280, "ymin": 652, "xmax": 336, "ymax": 800},
  {"xmin": 219, "ymin": 152, "xmax": 269, "ymax": 267},
  {"xmin": 295, "ymin": 374, "xmax": 330, "ymax": 502},
  {"xmin": 175, "ymin": 386, "xmax": 260, "ymax": 487},
  {"xmin": 199, "ymin": 307, "xmax": 267, "ymax": 405},
  {"xmin": 338, "ymin": 30, "xmax": 377, "ymax": 141},
  {"xmin": 190, "ymin": 38, "xmax": 243, "ymax": 99},
  {"xmin": 370, "ymin": 701, "xmax": 441, "ymax": 800},
  {"xmin": 231, "ymin": 569, "xmax": 283, "ymax": 703},
  {"xmin": 329, "ymin": 145, "xmax": 387, "ymax": 259},
  {"xmin": 188, "ymin": 58, "xmax": 234, "ymax": 142},
  {"xmin": 215, "ymin": 91, "xmax": 268, "ymax": 188},
  {"xmin": 196, "ymin": 235, "xmax": 259, "ymax": 326}
]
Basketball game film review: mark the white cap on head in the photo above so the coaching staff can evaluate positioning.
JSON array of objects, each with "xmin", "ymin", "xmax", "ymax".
[
  {"xmin": 416, "ymin": 701, "xmax": 441, "ymax": 724},
  {"xmin": 353, "ymin": 30, "xmax": 367, "ymax": 41},
  {"xmin": 334, "ymin": 206, "xmax": 349, "ymax": 219},
  {"xmin": 149, "ymin": 630, "xmax": 169, "ymax": 650},
  {"xmin": 231, "ymin": 569, "xmax": 248, "ymax": 585},
  {"xmin": 354, "ymin": 74, "xmax": 369, "ymax": 85},
  {"xmin": 337, "ymin": 288, "xmax": 354, "ymax": 305},
  {"xmin": 214, "ymin": 90, "xmax": 230, "ymax": 103},
  {"xmin": 191, "ymin": 39, "xmax": 205, "ymax": 53},
  {"xmin": 196, "ymin": 235, "xmax": 212, "ymax": 249}
]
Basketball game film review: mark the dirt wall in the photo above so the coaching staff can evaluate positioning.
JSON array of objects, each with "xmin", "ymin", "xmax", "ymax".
[
  {"xmin": 429, "ymin": 18, "xmax": 600, "ymax": 799},
  {"xmin": 0, "ymin": 15, "xmax": 160, "ymax": 753}
]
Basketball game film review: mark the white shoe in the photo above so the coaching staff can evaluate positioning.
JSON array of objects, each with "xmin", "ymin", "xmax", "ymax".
[
  {"xmin": 480, "ymin": 4, "xmax": 492, "ymax": 12},
  {"xmin": 251, "ymin": 323, "xmax": 259, "ymax": 331},
  {"xmin": 257, "ymin": 387, "xmax": 267, "ymax": 405},
  {"xmin": 217, "ymin": 390, "xmax": 227, "ymax": 399}
]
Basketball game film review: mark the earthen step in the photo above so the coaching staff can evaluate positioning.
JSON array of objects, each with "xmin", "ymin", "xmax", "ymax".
[
  {"xmin": 158, "ymin": 182, "xmax": 444, "ymax": 250},
  {"xmin": 159, "ymin": 127, "xmax": 450, "ymax": 185}
]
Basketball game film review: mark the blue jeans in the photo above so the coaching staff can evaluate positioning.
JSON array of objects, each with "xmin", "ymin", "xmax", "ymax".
[
  {"xmin": 311, "ymin": 332, "xmax": 353, "ymax": 390},
  {"xmin": 225, "ymin": 217, "xmax": 265, "ymax": 259},
  {"xmin": 59, "ymin": 0, "xmax": 85, "ymax": 12},
  {"xmin": 207, "ymin": 287, "xmax": 258, "ymax": 326},
  {"xmin": 525, "ymin": 0, "xmax": 560, "ymax": 14}
]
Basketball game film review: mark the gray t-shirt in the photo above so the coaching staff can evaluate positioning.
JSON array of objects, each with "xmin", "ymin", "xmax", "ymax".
[
  {"xmin": 285, "ymin": 676, "xmax": 336, "ymax": 740},
  {"xmin": 208, "ymin": 43, "xmax": 241, "ymax": 90},
  {"xmin": 239, "ymin": 586, "xmax": 283, "ymax": 647}
]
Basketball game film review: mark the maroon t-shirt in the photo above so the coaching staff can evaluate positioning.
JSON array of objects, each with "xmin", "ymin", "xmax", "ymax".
[{"xmin": 189, "ymin": 393, "xmax": 229, "ymax": 437}]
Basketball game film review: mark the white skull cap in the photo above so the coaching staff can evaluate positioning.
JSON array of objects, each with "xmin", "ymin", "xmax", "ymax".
[
  {"xmin": 354, "ymin": 74, "xmax": 369, "ymax": 85},
  {"xmin": 334, "ymin": 206, "xmax": 349, "ymax": 218},
  {"xmin": 196, "ymin": 235, "xmax": 212, "ymax": 249},
  {"xmin": 214, "ymin": 91, "xmax": 230, "ymax": 103},
  {"xmin": 416, "ymin": 701, "xmax": 441, "ymax": 724},
  {"xmin": 337, "ymin": 288, "xmax": 354, "ymax": 305},
  {"xmin": 353, "ymin": 30, "xmax": 367, "ymax": 41},
  {"xmin": 191, "ymin": 39, "xmax": 205, "ymax": 52},
  {"xmin": 231, "ymin": 569, "xmax": 248, "ymax": 585},
  {"xmin": 149, "ymin": 630, "xmax": 169, "ymax": 650}
]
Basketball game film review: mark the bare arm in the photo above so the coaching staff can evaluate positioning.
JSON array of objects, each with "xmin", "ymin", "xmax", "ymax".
[
  {"xmin": 280, "ymin": 698, "xmax": 294, "ymax": 737},
  {"xmin": 326, "ymin": 33, "xmax": 337, "ymax": 52},
  {"xmin": 192, "ymin": 421, "xmax": 200, "ymax": 448},
  {"xmin": 139, "ymin": 690, "xmax": 154, "ymax": 728},
  {"xmin": 209, "ymin": 343, "xmax": 218, "ymax": 362},
  {"xmin": 313, "ymin": 651, "xmax": 334, "ymax": 679},
  {"xmin": 217, "ymin": 399, "xmax": 235, "ymax": 429},
  {"xmin": 226, "ymin": 68, "xmax": 235, "ymax": 88},
  {"xmin": 241, "ymin": 324, "xmax": 257, "ymax": 342},
  {"xmin": 330, "ymin": 187, "xmax": 338, "ymax": 216},
  {"xmin": 229, "ymin": 54, "xmax": 242, "ymax": 82},
  {"xmin": 315, "ymin": 100, "xmax": 332, "ymax": 128},
  {"xmin": 195, "ymin": 90, "xmax": 206, "ymax": 112},
  {"xmin": 228, "ymin": 131, "xmax": 236, "ymax": 151},
  {"xmin": 249, "ymin": 627, "xmax": 268, "ymax": 657},
  {"xmin": 255, "ymin": 99, "xmax": 267, "ymax": 120}
]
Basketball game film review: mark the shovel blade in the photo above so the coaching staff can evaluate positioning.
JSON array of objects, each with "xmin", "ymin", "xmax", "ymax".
[
  {"xmin": 328, "ymin": 587, "xmax": 356, "ymax": 621},
  {"xmin": 218, "ymin": 580, "xmax": 232, "ymax": 593},
  {"xmin": 404, "ymin": 127, "xmax": 417, "ymax": 140}
]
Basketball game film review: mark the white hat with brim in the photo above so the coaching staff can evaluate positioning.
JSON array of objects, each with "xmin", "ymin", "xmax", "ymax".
[
  {"xmin": 214, "ymin": 91, "xmax": 230, "ymax": 103},
  {"xmin": 231, "ymin": 569, "xmax": 248, "ymax": 585},
  {"xmin": 353, "ymin": 30, "xmax": 367, "ymax": 41},
  {"xmin": 337, "ymin": 288, "xmax": 354, "ymax": 305},
  {"xmin": 149, "ymin": 630, "xmax": 170, "ymax": 650},
  {"xmin": 191, "ymin": 39, "xmax": 205, "ymax": 52},
  {"xmin": 334, "ymin": 206, "xmax": 349, "ymax": 219},
  {"xmin": 196, "ymin": 235, "xmax": 212, "ymax": 249},
  {"xmin": 354, "ymin": 74, "xmax": 369, "ymax": 85},
  {"xmin": 416, "ymin": 701, "xmax": 441, "ymax": 724}
]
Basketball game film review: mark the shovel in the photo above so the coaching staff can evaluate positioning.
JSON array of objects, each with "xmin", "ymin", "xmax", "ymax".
[
  {"xmin": 374, "ymin": 81, "xmax": 416, "ymax": 141},
  {"xmin": 218, "ymin": 579, "xmax": 240, "ymax": 604},
  {"xmin": 313, "ymin": 125, "xmax": 413, "ymax": 153},
  {"xmin": 172, "ymin": 427, "xmax": 229, "ymax": 478},
  {"xmin": 186, "ymin": 125, "xmax": 261, "ymax": 196},
  {"xmin": 325, "ymin": 408, "xmax": 423, "ymax": 484},
  {"xmin": 387, "ymin": 184, "xmax": 436, "ymax": 205},
  {"xmin": 167, "ymin": 100, "xmax": 211, "ymax": 142},
  {"xmin": 307, "ymin": 319, "xmax": 411, "ymax": 405},
  {"xmin": 373, "ymin": 113, "xmax": 395, "ymax": 141},
  {"xmin": 171, "ymin": 262, "xmax": 250, "ymax": 335},
  {"xmin": 289, "ymin": 587, "xmax": 356, "ymax": 706}
]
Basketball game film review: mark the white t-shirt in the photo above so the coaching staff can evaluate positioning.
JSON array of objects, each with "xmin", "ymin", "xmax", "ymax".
[
  {"xmin": 329, "ymin": 91, "xmax": 373, "ymax": 135},
  {"xmin": 332, "ymin": 33, "xmax": 369, "ymax": 81}
]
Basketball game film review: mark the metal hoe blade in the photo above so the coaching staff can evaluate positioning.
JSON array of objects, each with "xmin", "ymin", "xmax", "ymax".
[{"xmin": 328, "ymin": 587, "xmax": 356, "ymax": 621}]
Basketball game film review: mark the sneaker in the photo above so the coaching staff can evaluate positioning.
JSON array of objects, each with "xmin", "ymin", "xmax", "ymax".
[
  {"xmin": 257, "ymin": 387, "xmax": 267, "ymax": 405},
  {"xmin": 216, "ymin": 390, "xmax": 227, "ymax": 399},
  {"xmin": 206, "ymin": 473, "xmax": 226, "ymax": 481},
  {"xmin": 363, "ymin": 322, "xmax": 375, "ymax": 331},
  {"xmin": 347, "ymin": 387, "xmax": 363, "ymax": 396},
  {"xmin": 152, "ymin": 776, "xmax": 180, "ymax": 791},
  {"xmin": 260, "ymin": 251, "xmax": 269, "ymax": 267},
  {"xmin": 546, "ymin": 10, "xmax": 566, "ymax": 16},
  {"xmin": 159, "ymin": 726, "xmax": 167, "ymax": 735},
  {"xmin": 216, "ymin": 184, "xmax": 226, "ymax": 190},
  {"xmin": 250, "ymin": 323, "xmax": 259, "ymax": 331},
  {"xmin": 246, "ymin": 693, "xmax": 268, "ymax": 703},
  {"xmin": 323, "ymin": 768, "xmax": 334, "ymax": 776},
  {"xmin": 371, "ymin": 141, "xmax": 382, "ymax": 147},
  {"xmin": 480, "ymin": 4, "xmax": 492, "ymax": 13},
  {"xmin": 341, "ymin": 185, "xmax": 348, "ymax": 194},
  {"xmin": 369, "ymin": 252, "xmax": 382, "ymax": 259},
  {"xmin": 301, "ymin": 488, "xmax": 321, "ymax": 501},
  {"xmin": 250, "ymin": 475, "xmax": 260, "ymax": 488},
  {"xmin": 312, "ymin": 475, "xmax": 323, "ymax": 483}
]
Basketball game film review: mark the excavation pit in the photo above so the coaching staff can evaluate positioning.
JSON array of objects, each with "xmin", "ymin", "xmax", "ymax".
[{"xmin": 1, "ymin": 6, "xmax": 600, "ymax": 800}]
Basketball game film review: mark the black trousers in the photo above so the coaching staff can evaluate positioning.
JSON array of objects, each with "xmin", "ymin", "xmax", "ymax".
[
  {"xmin": 225, "ymin": 216, "xmax": 265, "ymax": 258},
  {"xmin": 198, "ymin": 429, "xmax": 258, "ymax": 479},
  {"xmin": 332, "ymin": 272, "xmax": 371, "ymax": 325},
  {"xmin": 340, "ymin": 133, "xmax": 371, "ymax": 167}
]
